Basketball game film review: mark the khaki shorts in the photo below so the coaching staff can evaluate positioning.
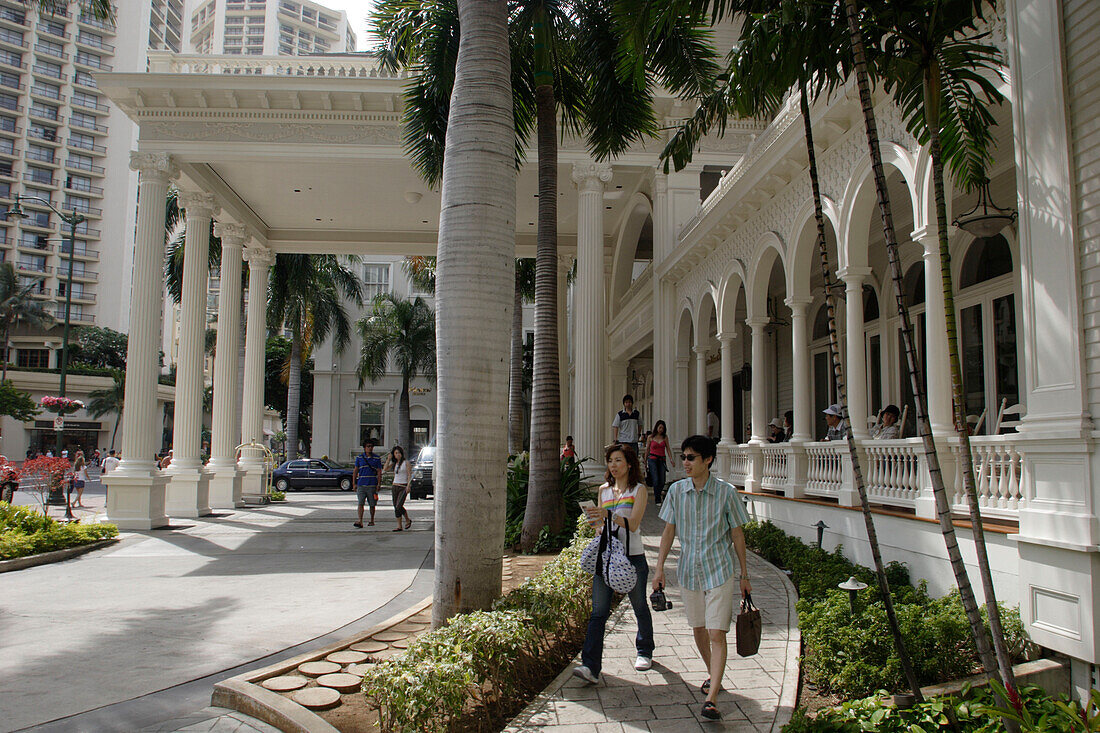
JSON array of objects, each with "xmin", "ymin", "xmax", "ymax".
[{"xmin": 681, "ymin": 573, "xmax": 737, "ymax": 631}]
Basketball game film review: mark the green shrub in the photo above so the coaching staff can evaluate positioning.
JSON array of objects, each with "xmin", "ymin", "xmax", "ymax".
[
  {"xmin": 505, "ymin": 455, "xmax": 594, "ymax": 552},
  {"xmin": 0, "ymin": 503, "xmax": 118, "ymax": 560},
  {"xmin": 268, "ymin": 490, "xmax": 286, "ymax": 502}
]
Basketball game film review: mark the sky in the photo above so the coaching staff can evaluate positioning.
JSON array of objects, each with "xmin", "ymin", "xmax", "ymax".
[{"xmin": 318, "ymin": 0, "xmax": 378, "ymax": 50}]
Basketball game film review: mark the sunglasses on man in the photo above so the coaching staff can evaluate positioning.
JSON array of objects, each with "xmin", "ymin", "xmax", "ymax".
[{"xmin": 679, "ymin": 453, "xmax": 701, "ymax": 462}]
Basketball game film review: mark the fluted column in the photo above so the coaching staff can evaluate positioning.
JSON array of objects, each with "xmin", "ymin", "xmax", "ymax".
[
  {"xmin": 693, "ymin": 345, "xmax": 707, "ymax": 434},
  {"xmin": 239, "ymin": 246, "xmax": 274, "ymax": 501},
  {"xmin": 165, "ymin": 191, "xmax": 217, "ymax": 518},
  {"xmin": 915, "ymin": 231, "xmax": 954, "ymax": 436},
  {"xmin": 571, "ymin": 161, "xmax": 612, "ymax": 459},
  {"xmin": 787, "ymin": 297, "xmax": 813, "ymax": 441},
  {"xmin": 839, "ymin": 267, "xmax": 871, "ymax": 439},
  {"xmin": 103, "ymin": 152, "xmax": 177, "ymax": 530},
  {"xmin": 748, "ymin": 317, "xmax": 769, "ymax": 443},
  {"xmin": 207, "ymin": 222, "xmax": 247, "ymax": 509}
]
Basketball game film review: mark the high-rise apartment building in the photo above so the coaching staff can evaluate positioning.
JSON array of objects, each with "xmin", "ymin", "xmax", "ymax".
[{"xmin": 188, "ymin": 0, "xmax": 356, "ymax": 56}]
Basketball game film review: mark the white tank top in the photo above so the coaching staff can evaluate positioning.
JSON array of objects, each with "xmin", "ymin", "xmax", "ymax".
[
  {"xmin": 598, "ymin": 483, "xmax": 645, "ymax": 555},
  {"xmin": 393, "ymin": 460, "xmax": 409, "ymax": 485}
]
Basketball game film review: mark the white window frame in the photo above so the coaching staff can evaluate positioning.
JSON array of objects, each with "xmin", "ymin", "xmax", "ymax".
[{"xmin": 362, "ymin": 263, "xmax": 391, "ymax": 300}]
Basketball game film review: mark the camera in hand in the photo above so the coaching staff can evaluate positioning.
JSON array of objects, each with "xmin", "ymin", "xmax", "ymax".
[{"xmin": 650, "ymin": 585, "xmax": 672, "ymax": 612}]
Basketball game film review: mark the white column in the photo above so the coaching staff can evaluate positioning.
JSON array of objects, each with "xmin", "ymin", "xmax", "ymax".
[
  {"xmin": 165, "ymin": 191, "xmax": 217, "ymax": 517},
  {"xmin": 748, "ymin": 317, "xmax": 769, "ymax": 442},
  {"xmin": 558, "ymin": 255, "xmax": 571, "ymax": 439},
  {"xmin": 207, "ymin": 222, "xmax": 247, "ymax": 509},
  {"xmin": 674, "ymin": 356, "xmax": 690, "ymax": 440},
  {"xmin": 787, "ymin": 297, "xmax": 812, "ymax": 441},
  {"xmin": 913, "ymin": 233, "xmax": 954, "ymax": 436},
  {"xmin": 239, "ymin": 246, "xmax": 274, "ymax": 501},
  {"xmin": 839, "ymin": 267, "xmax": 871, "ymax": 439},
  {"xmin": 719, "ymin": 335, "xmax": 735, "ymax": 444},
  {"xmin": 104, "ymin": 153, "xmax": 177, "ymax": 529},
  {"xmin": 693, "ymin": 345, "xmax": 707, "ymax": 434},
  {"xmin": 571, "ymin": 161, "xmax": 612, "ymax": 459}
]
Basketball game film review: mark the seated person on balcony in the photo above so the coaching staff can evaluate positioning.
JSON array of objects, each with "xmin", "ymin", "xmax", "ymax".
[
  {"xmin": 767, "ymin": 418, "xmax": 786, "ymax": 443},
  {"xmin": 871, "ymin": 404, "xmax": 901, "ymax": 440},
  {"xmin": 783, "ymin": 410, "xmax": 793, "ymax": 442},
  {"xmin": 822, "ymin": 404, "xmax": 848, "ymax": 442}
]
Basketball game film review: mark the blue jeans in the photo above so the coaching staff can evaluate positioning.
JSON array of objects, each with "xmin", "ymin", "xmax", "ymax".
[
  {"xmin": 581, "ymin": 554, "xmax": 654, "ymax": 677},
  {"xmin": 647, "ymin": 458, "xmax": 667, "ymax": 503}
]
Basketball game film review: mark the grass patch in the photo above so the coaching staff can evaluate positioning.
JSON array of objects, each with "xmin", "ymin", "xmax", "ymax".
[{"xmin": 0, "ymin": 502, "xmax": 118, "ymax": 561}]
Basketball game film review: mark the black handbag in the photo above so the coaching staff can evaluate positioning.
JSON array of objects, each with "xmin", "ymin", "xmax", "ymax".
[{"xmin": 735, "ymin": 593, "xmax": 762, "ymax": 657}]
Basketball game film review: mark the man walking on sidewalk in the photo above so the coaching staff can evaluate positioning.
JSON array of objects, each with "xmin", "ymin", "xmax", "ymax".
[{"xmin": 652, "ymin": 434, "xmax": 752, "ymax": 721}]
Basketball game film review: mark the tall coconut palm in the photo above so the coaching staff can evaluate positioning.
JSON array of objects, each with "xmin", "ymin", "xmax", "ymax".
[
  {"xmin": 657, "ymin": 1, "xmax": 923, "ymax": 699},
  {"xmin": 375, "ymin": 0, "xmax": 717, "ymax": 552},
  {"xmin": 0, "ymin": 263, "xmax": 54, "ymax": 381},
  {"xmin": 428, "ymin": 0, "xmax": 515, "ymax": 622},
  {"xmin": 88, "ymin": 370, "xmax": 124, "ymax": 451},
  {"xmin": 875, "ymin": 0, "xmax": 1020, "ymax": 706},
  {"xmin": 356, "ymin": 293, "xmax": 436, "ymax": 453},
  {"xmin": 267, "ymin": 254, "xmax": 362, "ymax": 461},
  {"xmin": 510, "ymin": 259, "xmax": 536, "ymax": 454}
]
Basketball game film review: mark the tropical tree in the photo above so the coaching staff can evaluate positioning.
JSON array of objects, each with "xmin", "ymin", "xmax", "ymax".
[
  {"xmin": 267, "ymin": 254, "xmax": 362, "ymax": 461},
  {"xmin": 0, "ymin": 379, "xmax": 39, "ymax": 422},
  {"xmin": 874, "ymin": 0, "xmax": 1019, "ymax": 705},
  {"xmin": 375, "ymin": 0, "xmax": 718, "ymax": 552},
  {"xmin": 356, "ymin": 293, "xmax": 436, "ymax": 453},
  {"xmin": 510, "ymin": 259, "xmax": 536, "ymax": 454},
  {"xmin": 68, "ymin": 326, "xmax": 128, "ymax": 371},
  {"xmin": 402, "ymin": 255, "xmax": 437, "ymax": 293},
  {"xmin": 0, "ymin": 263, "xmax": 54, "ymax": 381},
  {"xmin": 87, "ymin": 370, "xmax": 124, "ymax": 451},
  {"xmin": 264, "ymin": 335, "xmax": 314, "ymax": 443}
]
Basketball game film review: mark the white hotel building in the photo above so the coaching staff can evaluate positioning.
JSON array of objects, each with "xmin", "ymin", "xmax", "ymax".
[{"xmin": 96, "ymin": 0, "xmax": 1100, "ymax": 698}]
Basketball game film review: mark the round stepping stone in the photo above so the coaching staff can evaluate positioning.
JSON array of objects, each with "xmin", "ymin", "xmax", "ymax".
[
  {"xmin": 292, "ymin": 687, "xmax": 340, "ymax": 710},
  {"xmin": 350, "ymin": 640, "xmax": 388, "ymax": 653},
  {"xmin": 261, "ymin": 675, "xmax": 307, "ymax": 692},
  {"xmin": 326, "ymin": 650, "xmax": 368, "ymax": 664},
  {"xmin": 390, "ymin": 622, "xmax": 427, "ymax": 633},
  {"xmin": 372, "ymin": 631, "xmax": 408, "ymax": 642},
  {"xmin": 298, "ymin": 661, "xmax": 341, "ymax": 677},
  {"xmin": 345, "ymin": 663, "xmax": 373, "ymax": 676},
  {"xmin": 316, "ymin": 672, "xmax": 363, "ymax": 693},
  {"xmin": 391, "ymin": 638, "xmax": 410, "ymax": 649},
  {"xmin": 371, "ymin": 646, "xmax": 404, "ymax": 659}
]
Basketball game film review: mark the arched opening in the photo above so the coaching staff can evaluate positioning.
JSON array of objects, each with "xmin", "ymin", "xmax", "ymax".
[{"xmin": 609, "ymin": 195, "xmax": 654, "ymax": 317}]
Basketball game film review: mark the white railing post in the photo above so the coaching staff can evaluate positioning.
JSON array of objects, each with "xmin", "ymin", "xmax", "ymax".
[
  {"xmin": 743, "ymin": 442, "xmax": 763, "ymax": 493},
  {"xmin": 838, "ymin": 443, "xmax": 858, "ymax": 507},
  {"xmin": 787, "ymin": 442, "xmax": 807, "ymax": 499}
]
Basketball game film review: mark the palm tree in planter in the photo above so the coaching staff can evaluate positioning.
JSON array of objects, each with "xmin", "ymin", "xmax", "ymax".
[
  {"xmin": 0, "ymin": 263, "xmax": 54, "ymax": 381},
  {"xmin": 356, "ymin": 293, "xmax": 436, "ymax": 454},
  {"xmin": 268, "ymin": 254, "xmax": 362, "ymax": 461},
  {"xmin": 88, "ymin": 370, "xmax": 124, "ymax": 452}
]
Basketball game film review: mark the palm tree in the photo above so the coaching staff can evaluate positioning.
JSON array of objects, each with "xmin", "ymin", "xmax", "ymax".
[
  {"xmin": 356, "ymin": 293, "xmax": 436, "ymax": 452},
  {"xmin": 88, "ymin": 370, "xmax": 124, "ymax": 451},
  {"xmin": 0, "ymin": 263, "xmax": 54, "ymax": 381},
  {"xmin": 510, "ymin": 259, "xmax": 536, "ymax": 454},
  {"xmin": 267, "ymin": 254, "xmax": 363, "ymax": 461},
  {"xmin": 402, "ymin": 255, "xmax": 437, "ymax": 293},
  {"xmin": 375, "ymin": 0, "xmax": 718, "ymax": 552},
  {"xmin": 875, "ymin": 0, "xmax": 1020, "ymax": 706}
]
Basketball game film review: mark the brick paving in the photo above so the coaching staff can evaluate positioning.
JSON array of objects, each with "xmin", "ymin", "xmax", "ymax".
[{"xmin": 507, "ymin": 512, "xmax": 800, "ymax": 732}]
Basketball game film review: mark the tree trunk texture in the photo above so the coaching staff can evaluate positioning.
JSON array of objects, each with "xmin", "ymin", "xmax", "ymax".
[
  {"xmin": 111, "ymin": 413, "xmax": 120, "ymax": 451},
  {"xmin": 800, "ymin": 82, "xmax": 923, "ymax": 700},
  {"xmin": 923, "ymin": 67, "xmax": 1020, "ymax": 702},
  {"xmin": 286, "ymin": 332, "xmax": 302, "ymax": 461},
  {"xmin": 432, "ymin": 0, "xmax": 515, "ymax": 625},
  {"xmin": 842, "ymin": 0, "xmax": 1004, "ymax": 696},
  {"xmin": 236, "ymin": 289, "xmax": 247, "ymax": 446},
  {"xmin": 508, "ymin": 275, "xmax": 524, "ymax": 454},
  {"xmin": 521, "ymin": 82, "xmax": 564, "ymax": 551},
  {"xmin": 398, "ymin": 377, "xmax": 412, "ymax": 454}
]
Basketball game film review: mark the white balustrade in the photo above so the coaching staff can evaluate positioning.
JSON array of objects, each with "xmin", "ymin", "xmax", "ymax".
[
  {"xmin": 728, "ymin": 444, "xmax": 751, "ymax": 487},
  {"xmin": 951, "ymin": 437, "xmax": 1027, "ymax": 518},
  {"xmin": 760, "ymin": 443, "xmax": 790, "ymax": 492},
  {"xmin": 805, "ymin": 442, "xmax": 844, "ymax": 499},
  {"xmin": 864, "ymin": 440, "xmax": 922, "ymax": 508},
  {"xmin": 146, "ymin": 51, "xmax": 406, "ymax": 79}
]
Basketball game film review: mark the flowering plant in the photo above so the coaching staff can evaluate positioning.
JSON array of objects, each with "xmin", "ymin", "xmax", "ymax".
[
  {"xmin": 39, "ymin": 396, "xmax": 85, "ymax": 413},
  {"xmin": 0, "ymin": 456, "xmax": 20, "ymax": 484}
]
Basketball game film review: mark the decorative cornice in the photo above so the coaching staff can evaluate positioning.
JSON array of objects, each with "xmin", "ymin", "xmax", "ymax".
[
  {"xmin": 129, "ymin": 151, "xmax": 178, "ymax": 181},
  {"xmin": 213, "ymin": 222, "xmax": 248, "ymax": 248}
]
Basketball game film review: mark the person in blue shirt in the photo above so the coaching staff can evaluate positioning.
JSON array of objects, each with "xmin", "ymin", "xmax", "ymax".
[{"xmin": 353, "ymin": 438, "xmax": 383, "ymax": 528}]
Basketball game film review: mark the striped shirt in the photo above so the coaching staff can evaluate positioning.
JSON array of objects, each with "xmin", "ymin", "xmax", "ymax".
[
  {"xmin": 658, "ymin": 474, "xmax": 750, "ymax": 591},
  {"xmin": 599, "ymin": 483, "xmax": 644, "ymax": 553}
]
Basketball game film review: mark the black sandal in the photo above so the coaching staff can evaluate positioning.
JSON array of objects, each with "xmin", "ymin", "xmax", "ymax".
[
  {"xmin": 701, "ymin": 701, "xmax": 721, "ymax": 720},
  {"xmin": 701, "ymin": 678, "xmax": 710, "ymax": 694}
]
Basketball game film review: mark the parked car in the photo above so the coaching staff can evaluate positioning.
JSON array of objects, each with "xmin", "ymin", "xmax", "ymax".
[
  {"xmin": 272, "ymin": 459, "xmax": 353, "ymax": 492},
  {"xmin": 410, "ymin": 438, "xmax": 435, "ymax": 500}
]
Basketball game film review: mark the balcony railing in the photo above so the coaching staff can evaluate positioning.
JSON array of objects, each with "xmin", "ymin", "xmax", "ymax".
[
  {"xmin": 66, "ymin": 138, "xmax": 105, "ymax": 154},
  {"xmin": 65, "ymin": 157, "xmax": 103, "ymax": 174},
  {"xmin": 69, "ymin": 117, "xmax": 107, "ymax": 134},
  {"xmin": 146, "ymin": 51, "xmax": 407, "ymax": 80},
  {"xmin": 75, "ymin": 34, "xmax": 113, "ymax": 52},
  {"xmin": 57, "ymin": 289, "xmax": 96, "ymax": 302},
  {"xmin": 950, "ymin": 438, "xmax": 1027, "ymax": 519}
]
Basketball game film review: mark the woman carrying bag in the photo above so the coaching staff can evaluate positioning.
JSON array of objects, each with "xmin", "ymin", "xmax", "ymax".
[{"xmin": 573, "ymin": 443, "xmax": 654, "ymax": 684}]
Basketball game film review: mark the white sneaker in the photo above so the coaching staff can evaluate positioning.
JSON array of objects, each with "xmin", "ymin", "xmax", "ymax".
[
  {"xmin": 634, "ymin": 656, "xmax": 653, "ymax": 671},
  {"xmin": 572, "ymin": 665, "xmax": 599, "ymax": 684}
]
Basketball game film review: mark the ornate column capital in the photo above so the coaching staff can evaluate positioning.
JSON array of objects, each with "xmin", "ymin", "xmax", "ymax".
[
  {"xmin": 571, "ymin": 161, "xmax": 613, "ymax": 192},
  {"xmin": 692, "ymin": 344, "xmax": 708, "ymax": 357},
  {"xmin": 836, "ymin": 266, "xmax": 872, "ymax": 286},
  {"xmin": 785, "ymin": 296, "xmax": 813, "ymax": 315},
  {"xmin": 177, "ymin": 190, "xmax": 219, "ymax": 220},
  {"xmin": 129, "ymin": 151, "xmax": 178, "ymax": 182},
  {"xmin": 653, "ymin": 171, "xmax": 668, "ymax": 195},
  {"xmin": 745, "ymin": 316, "xmax": 771, "ymax": 331},
  {"xmin": 213, "ymin": 222, "xmax": 248, "ymax": 249},
  {"xmin": 243, "ymin": 246, "xmax": 276, "ymax": 267}
]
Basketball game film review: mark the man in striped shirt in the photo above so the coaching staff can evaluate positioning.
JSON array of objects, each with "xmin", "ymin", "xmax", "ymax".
[{"xmin": 653, "ymin": 434, "xmax": 751, "ymax": 721}]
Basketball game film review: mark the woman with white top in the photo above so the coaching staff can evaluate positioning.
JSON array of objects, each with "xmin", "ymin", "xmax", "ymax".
[
  {"xmin": 385, "ymin": 445, "xmax": 412, "ymax": 531},
  {"xmin": 573, "ymin": 443, "xmax": 654, "ymax": 684},
  {"xmin": 72, "ymin": 450, "xmax": 88, "ymax": 508}
]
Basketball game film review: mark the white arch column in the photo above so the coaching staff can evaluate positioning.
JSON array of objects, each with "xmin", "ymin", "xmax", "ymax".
[
  {"xmin": 748, "ymin": 317, "xmax": 769, "ymax": 443},
  {"xmin": 674, "ymin": 355, "xmax": 690, "ymax": 441},
  {"xmin": 165, "ymin": 191, "xmax": 218, "ymax": 518},
  {"xmin": 103, "ymin": 152, "xmax": 177, "ymax": 529},
  {"xmin": 717, "ymin": 333, "xmax": 736, "ymax": 476},
  {"xmin": 571, "ymin": 161, "xmax": 612, "ymax": 458},
  {"xmin": 838, "ymin": 266, "xmax": 871, "ymax": 439},
  {"xmin": 207, "ymin": 222, "xmax": 247, "ymax": 509},
  {"xmin": 693, "ymin": 344, "xmax": 707, "ymax": 435},
  {"xmin": 787, "ymin": 297, "xmax": 813, "ymax": 441},
  {"xmin": 913, "ymin": 229, "xmax": 954, "ymax": 437},
  {"xmin": 557, "ymin": 255, "xmax": 571, "ymax": 439},
  {"xmin": 239, "ymin": 247, "xmax": 274, "ymax": 501}
]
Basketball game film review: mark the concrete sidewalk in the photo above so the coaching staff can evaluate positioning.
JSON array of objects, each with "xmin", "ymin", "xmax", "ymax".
[{"xmin": 507, "ymin": 513, "xmax": 800, "ymax": 732}]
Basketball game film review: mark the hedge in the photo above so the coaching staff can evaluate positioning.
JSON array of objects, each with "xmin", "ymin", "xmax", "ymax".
[{"xmin": 0, "ymin": 502, "xmax": 118, "ymax": 560}]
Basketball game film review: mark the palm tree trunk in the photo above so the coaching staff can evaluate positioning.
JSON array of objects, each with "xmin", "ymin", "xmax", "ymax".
[
  {"xmin": 286, "ymin": 331, "xmax": 302, "ymax": 461},
  {"xmin": 843, "ymin": 0, "xmax": 1006, "ymax": 700},
  {"xmin": 923, "ymin": 64, "xmax": 1020, "ymax": 704},
  {"xmin": 111, "ymin": 412, "xmax": 120, "ymax": 451},
  {"xmin": 399, "ymin": 376, "xmax": 412, "ymax": 453},
  {"xmin": 2, "ymin": 328, "xmax": 9, "ymax": 382},
  {"xmin": 509, "ymin": 274, "xmax": 524, "ymax": 454},
  {"xmin": 433, "ymin": 0, "xmax": 515, "ymax": 624},
  {"xmin": 800, "ymin": 81, "xmax": 923, "ymax": 700},
  {"xmin": 521, "ymin": 8, "xmax": 564, "ymax": 552}
]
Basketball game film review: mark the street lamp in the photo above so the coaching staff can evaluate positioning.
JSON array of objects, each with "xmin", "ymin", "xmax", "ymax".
[{"xmin": 4, "ymin": 193, "xmax": 86, "ymax": 462}]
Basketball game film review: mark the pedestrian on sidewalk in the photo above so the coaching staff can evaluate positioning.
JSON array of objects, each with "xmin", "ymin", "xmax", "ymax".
[
  {"xmin": 102, "ymin": 450, "xmax": 119, "ymax": 475},
  {"xmin": 573, "ymin": 443, "xmax": 654, "ymax": 685},
  {"xmin": 385, "ymin": 445, "xmax": 412, "ymax": 531},
  {"xmin": 644, "ymin": 420, "xmax": 670, "ymax": 505},
  {"xmin": 653, "ymin": 434, "xmax": 752, "ymax": 721},
  {"xmin": 610, "ymin": 394, "xmax": 641, "ymax": 453},
  {"xmin": 353, "ymin": 438, "xmax": 382, "ymax": 528},
  {"xmin": 72, "ymin": 450, "xmax": 88, "ymax": 508}
]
